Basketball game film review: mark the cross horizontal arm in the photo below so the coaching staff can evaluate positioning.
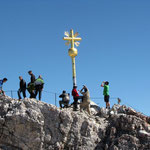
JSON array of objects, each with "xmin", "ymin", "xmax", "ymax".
[
  {"xmin": 63, "ymin": 37, "xmax": 82, "ymax": 41},
  {"xmin": 63, "ymin": 37, "xmax": 72, "ymax": 41},
  {"xmin": 74, "ymin": 37, "xmax": 82, "ymax": 41}
]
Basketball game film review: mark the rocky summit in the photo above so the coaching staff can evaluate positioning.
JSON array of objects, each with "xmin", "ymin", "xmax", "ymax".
[{"xmin": 0, "ymin": 96, "xmax": 150, "ymax": 150}]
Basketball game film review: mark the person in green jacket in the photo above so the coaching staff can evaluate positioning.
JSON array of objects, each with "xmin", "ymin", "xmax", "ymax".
[
  {"xmin": 101, "ymin": 81, "xmax": 110, "ymax": 109},
  {"xmin": 34, "ymin": 75, "xmax": 44, "ymax": 100}
]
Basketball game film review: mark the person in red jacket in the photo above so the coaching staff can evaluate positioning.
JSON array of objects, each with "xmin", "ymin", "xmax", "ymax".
[{"xmin": 72, "ymin": 86, "xmax": 82, "ymax": 111}]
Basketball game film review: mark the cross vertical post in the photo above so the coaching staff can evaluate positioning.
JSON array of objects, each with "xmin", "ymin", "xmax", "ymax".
[
  {"xmin": 72, "ymin": 57, "xmax": 76, "ymax": 86},
  {"xmin": 63, "ymin": 29, "xmax": 82, "ymax": 87}
]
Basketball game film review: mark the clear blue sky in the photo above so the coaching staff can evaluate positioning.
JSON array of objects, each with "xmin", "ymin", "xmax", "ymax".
[{"xmin": 0, "ymin": 0, "xmax": 150, "ymax": 115}]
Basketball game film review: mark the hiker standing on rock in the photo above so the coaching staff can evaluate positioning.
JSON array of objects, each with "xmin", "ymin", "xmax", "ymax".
[
  {"xmin": 28, "ymin": 70, "xmax": 36, "ymax": 83},
  {"xmin": 34, "ymin": 75, "xmax": 44, "ymax": 100},
  {"xmin": 27, "ymin": 70, "xmax": 36, "ymax": 98},
  {"xmin": 79, "ymin": 85, "xmax": 91, "ymax": 115},
  {"xmin": 101, "ymin": 81, "xmax": 110, "ymax": 109},
  {"xmin": 0, "ymin": 78, "xmax": 8, "ymax": 96},
  {"xmin": 18, "ymin": 76, "xmax": 26, "ymax": 100},
  {"xmin": 72, "ymin": 86, "xmax": 83, "ymax": 111}
]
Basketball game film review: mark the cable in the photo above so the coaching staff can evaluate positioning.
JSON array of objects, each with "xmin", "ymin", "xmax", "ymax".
[{"xmin": 4, "ymin": 89, "xmax": 146, "ymax": 115}]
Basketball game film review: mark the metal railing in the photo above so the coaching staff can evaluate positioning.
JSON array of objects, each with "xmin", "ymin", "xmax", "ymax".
[
  {"xmin": 4, "ymin": 89, "xmax": 120, "ymax": 106},
  {"xmin": 2, "ymin": 90, "xmax": 147, "ymax": 116},
  {"xmin": 4, "ymin": 90, "xmax": 59, "ymax": 106}
]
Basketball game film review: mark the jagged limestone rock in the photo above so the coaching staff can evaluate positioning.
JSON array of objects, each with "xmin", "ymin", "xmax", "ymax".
[{"xmin": 0, "ymin": 96, "xmax": 149, "ymax": 150}]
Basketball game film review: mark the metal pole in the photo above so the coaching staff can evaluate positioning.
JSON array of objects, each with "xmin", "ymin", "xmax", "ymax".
[
  {"xmin": 63, "ymin": 29, "xmax": 82, "ymax": 88},
  {"xmin": 55, "ymin": 93, "xmax": 57, "ymax": 107},
  {"xmin": 11, "ymin": 90, "xmax": 13, "ymax": 99},
  {"xmin": 72, "ymin": 57, "xmax": 77, "ymax": 87}
]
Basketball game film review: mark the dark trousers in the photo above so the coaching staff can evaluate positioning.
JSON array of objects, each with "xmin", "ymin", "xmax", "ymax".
[
  {"xmin": 59, "ymin": 101, "xmax": 69, "ymax": 108},
  {"xmin": 35, "ymin": 85, "xmax": 42, "ymax": 100},
  {"xmin": 18, "ymin": 89, "xmax": 26, "ymax": 99},
  {"xmin": 0, "ymin": 89, "xmax": 4, "ymax": 95},
  {"xmin": 73, "ymin": 96, "xmax": 83, "ymax": 110},
  {"xmin": 30, "ymin": 92, "xmax": 36, "ymax": 98}
]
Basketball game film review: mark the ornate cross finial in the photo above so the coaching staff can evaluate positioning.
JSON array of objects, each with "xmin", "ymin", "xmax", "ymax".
[
  {"xmin": 63, "ymin": 29, "xmax": 82, "ymax": 48},
  {"xmin": 63, "ymin": 29, "xmax": 82, "ymax": 87}
]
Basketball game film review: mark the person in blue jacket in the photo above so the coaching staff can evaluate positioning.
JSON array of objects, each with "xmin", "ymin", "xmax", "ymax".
[{"xmin": 0, "ymin": 78, "xmax": 8, "ymax": 96}]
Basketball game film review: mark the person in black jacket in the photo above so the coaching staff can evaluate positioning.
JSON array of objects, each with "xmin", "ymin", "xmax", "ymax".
[
  {"xmin": 18, "ymin": 76, "xmax": 26, "ymax": 100},
  {"xmin": 28, "ymin": 70, "xmax": 36, "ymax": 98},
  {"xmin": 28, "ymin": 70, "xmax": 36, "ymax": 83}
]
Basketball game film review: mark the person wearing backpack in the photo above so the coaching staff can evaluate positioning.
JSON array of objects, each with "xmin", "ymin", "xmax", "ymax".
[
  {"xmin": 59, "ymin": 90, "xmax": 70, "ymax": 108},
  {"xmin": 0, "ymin": 78, "xmax": 8, "ymax": 96},
  {"xmin": 101, "ymin": 81, "xmax": 110, "ymax": 109},
  {"xmin": 34, "ymin": 75, "xmax": 44, "ymax": 100},
  {"xmin": 17, "ymin": 76, "xmax": 26, "ymax": 100}
]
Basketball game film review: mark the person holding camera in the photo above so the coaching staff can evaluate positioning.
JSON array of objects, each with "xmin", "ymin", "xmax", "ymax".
[{"xmin": 101, "ymin": 81, "xmax": 110, "ymax": 109}]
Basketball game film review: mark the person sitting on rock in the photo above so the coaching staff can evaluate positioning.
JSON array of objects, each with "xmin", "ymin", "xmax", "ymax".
[
  {"xmin": 101, "ymin": 81, "xmax": 110, "ymax": 109},
  {"xmin": 0, "ymin": 78, "xmax": 8, "ymax": 96},
  {"xmin": 79, "ymin": 85, "xmax": 91, "ymax": 115},
  {"xmin": 59, "ymin": 90, "xmax": 70, "ymax": 109},
  {"xmin": 34, "ymin": 75, "xmax": 44, "ymax": 101}
]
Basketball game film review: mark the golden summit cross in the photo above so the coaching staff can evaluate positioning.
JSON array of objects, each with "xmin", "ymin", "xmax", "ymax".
[
  {"xmin": 63, "ymin": 29, "xmax": 82, "ymax": 49},
  {"xmin": 63, "ymin": 29, "xmax": 82, "ymax": 87}
]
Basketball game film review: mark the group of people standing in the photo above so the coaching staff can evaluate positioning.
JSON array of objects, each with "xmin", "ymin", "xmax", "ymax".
[
  {"xmin": 59, "ymin": 81, "xmax": 110, "ymax": 115},
  {"xmin": 0, "ymin": 73, "xmax": 110, "ymax": 114},
  {"xmin": 0, "ymin": 70, "xmax": 44, "ymax": 101},
  {"xmin": 18, "ymin": 70, "xmax": 44, "ymax": 100}
]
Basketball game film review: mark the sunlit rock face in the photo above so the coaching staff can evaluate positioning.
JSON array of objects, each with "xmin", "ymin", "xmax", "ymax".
[{"xmin": 0, "ymin": 96, "xmax": 149, "ymax": 150}]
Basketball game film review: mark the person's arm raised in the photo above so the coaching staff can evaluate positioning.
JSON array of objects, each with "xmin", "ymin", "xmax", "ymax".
[{"xmin": 101, "ymin": 81, "xmax": 105, "ymax": 87}]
